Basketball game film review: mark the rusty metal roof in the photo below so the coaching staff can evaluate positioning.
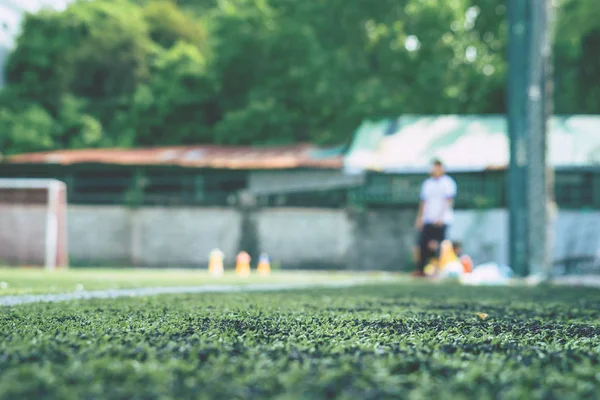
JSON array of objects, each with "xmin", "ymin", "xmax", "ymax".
[{"xmin": 5, "ymin": 144, "xmax": 344, "ymax": 169}]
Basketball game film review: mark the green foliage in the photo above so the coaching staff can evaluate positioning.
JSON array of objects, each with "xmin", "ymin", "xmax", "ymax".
[
  {"xmin": 0, "ymin": 0, "xmax": 598, "ymax": 154},
  {"xmin": 0, "ymin": 105, "xmax": 55, "ymax": 154},
  {"xmin": 130, "ymin": 41, "xmax": 215, "ymax": 145},
  {"xmin": 0, "ymin": 283, "xmax": 599, "ymax": 398},
  {"xmin": 143, "ymin": 0, "xmax": 208, "ymax": 49},
  {"xmin": 54, "ymin": 96, "xmax": 104, "ymax": 149},
  {"xmin": 554, "ymin": 0, "xmax": 600, "ymax": 114}
]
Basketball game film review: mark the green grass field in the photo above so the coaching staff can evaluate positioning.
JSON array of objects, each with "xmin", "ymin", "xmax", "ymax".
[
  {"xmin": 0, "ymin": 268, "xmax": 390, "ymax": 295},
  {"xmin": 0, "ymin": 274, "xmax": 599, "ymax": 399}
]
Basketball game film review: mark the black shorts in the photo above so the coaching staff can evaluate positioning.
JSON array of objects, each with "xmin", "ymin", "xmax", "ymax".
[
  {"xmin": 418, "ymin": 223, "xmax": 448, "ymax": 269},
  {"xmin": 421, "ymin": 223, "xmax": 447, "ymax": 241}
]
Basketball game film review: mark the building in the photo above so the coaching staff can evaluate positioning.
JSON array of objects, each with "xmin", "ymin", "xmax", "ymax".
[
  {"xmin": 345, "ymin": 115, "xmax": 600, "ymax": 210},
  {"xmin": 2, "ymin": 143, "xmax": 360, "ymax": 208}
]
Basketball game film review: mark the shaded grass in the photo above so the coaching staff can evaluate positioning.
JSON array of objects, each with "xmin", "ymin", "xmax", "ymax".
[{"xmin": 0, "ymin": 282, "xmax": 599, "ymax": 399}]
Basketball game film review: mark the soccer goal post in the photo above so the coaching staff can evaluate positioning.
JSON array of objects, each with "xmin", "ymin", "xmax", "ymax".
[{"xmin": 0, "ymin": 178, "xmax": 69, "ymax": 270}]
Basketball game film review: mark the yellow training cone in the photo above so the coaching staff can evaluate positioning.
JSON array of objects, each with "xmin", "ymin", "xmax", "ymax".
[
  {"xmin": 257, "ymin": 252, "xmax": 271, "ymax": 276},
  {"xmin": 235, "ymin": 251, "xmax": 251, "ymax": 277},
  {"xmin": 208, "ymin": 248, "xmax": 224, "ymax": 276},
  {"xmin": 438, "ymin": 240, "xmax": 459, "ymax": 269}
]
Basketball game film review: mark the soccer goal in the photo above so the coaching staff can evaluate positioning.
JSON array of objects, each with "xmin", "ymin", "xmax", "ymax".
[{"xmin": 0, "ymin": 179, "xmax": 69, "ymax": 270}]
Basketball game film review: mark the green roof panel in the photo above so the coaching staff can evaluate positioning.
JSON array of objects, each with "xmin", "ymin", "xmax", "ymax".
[{"xmin": 344, "ymin": 115, "xmax": 600, "ymax": 172}]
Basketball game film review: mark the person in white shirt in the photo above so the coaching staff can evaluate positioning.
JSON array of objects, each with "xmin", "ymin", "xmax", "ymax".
[{"xmin": 414, "ymin": 159, "xmax": 457, "ymax": 276}]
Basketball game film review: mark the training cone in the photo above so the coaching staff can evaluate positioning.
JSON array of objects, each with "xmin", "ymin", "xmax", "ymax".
[
  {"xmin": 208, "ymin": 248, "xmax": 224, "ymax": 276},
  {"xmin": 460, "ymin": 254, "xmax": 474, "ymax": 274},
  {"xmin": 257, "ymin": 252, "xmax": 271, "ymax": 276},
  {"xmin": 235, "ymin": 251, "xmax": 251, "ymax": 277}
]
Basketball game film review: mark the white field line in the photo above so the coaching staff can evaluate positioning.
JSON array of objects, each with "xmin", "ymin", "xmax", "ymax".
[{"xmin": 0, "ymin": 279, "xmax": 376, "ymax": 307}]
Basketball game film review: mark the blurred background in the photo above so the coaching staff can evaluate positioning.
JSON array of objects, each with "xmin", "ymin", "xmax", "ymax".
[{"xmin": 0, "ymin": 0, "xmax": 598, "ymax": 276}]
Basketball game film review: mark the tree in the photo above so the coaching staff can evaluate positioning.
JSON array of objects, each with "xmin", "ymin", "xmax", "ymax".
[
  {"xmin": 0, "ymin": 105, "xmax": 55, "ymax": 155},
  {"xmin": 129, "ymin": 41, "xmax": 216, "ymax": 145},
  {"xmin": 1, "ymin": 0, "xmax": 599, "ymax": 155},
  {"xmin": 554, "ymin": 0, "xmax": 600, "ymax": 114},
  {"xmin": 143, "ymin": 0, "xmax": 208, "ymax": 49}
]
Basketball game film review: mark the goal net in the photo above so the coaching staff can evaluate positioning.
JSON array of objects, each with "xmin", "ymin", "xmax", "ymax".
[{"xmin": 0, "ymin": 179, "xmax": 69, "ymax": 270}]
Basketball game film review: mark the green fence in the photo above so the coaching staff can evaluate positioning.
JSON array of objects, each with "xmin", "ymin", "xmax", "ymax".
[
  {"xmin": 0, "ymin": 163, "xmax": 349, "ymax": 208},
  {"xmin": 350, "ymin": 168, "xmax": 600, "ymax": 210},
  {"xmin": 0, "ymin": 163, "xmax": 248, "ymax": 207},
  {"xmin": 349, "ymin": 170, "xmax": 506, "ymax": 209},
  {"xmin": 1, "ymin": 163, "xmax": 599, "ymax": 209}
]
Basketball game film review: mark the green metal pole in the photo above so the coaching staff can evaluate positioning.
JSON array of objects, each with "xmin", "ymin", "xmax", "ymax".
[
  {"xmin": 508, "ymin": 0, "xmax": 552, "ymax": 278},
  {"xmin": 507, "ymin": 0, "xmax": 530, "ymax": 276}
]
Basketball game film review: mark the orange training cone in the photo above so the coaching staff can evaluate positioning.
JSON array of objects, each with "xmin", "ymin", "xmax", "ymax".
[
  {"xmin": 460, "ymin": 254, "xmax": 474, "ymax": 273},
  {"xmin": 257, "ymin": 253, "xmax": 271, "ymax": 276},
  {"xmin": 235, "ymin": 251, "xmax": 251, "ymax": 277},
  {"xmin": 208, "ymin": 248, "xmax": 224, "ymax": 276}
]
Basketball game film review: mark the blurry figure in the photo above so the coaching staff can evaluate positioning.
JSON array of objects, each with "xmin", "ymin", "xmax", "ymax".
[
  {"xmin": 424, "ymin": 240, "xmax": 464, "ymax": 279},
  {"xmin": 453, "ymin": 241, "xmax": 473, "ymax": 274},
  {"xmin": 438, "ymin": 240, "xmax": 464, "ymax": 279},
  {"xmin": 423, "ymin": 260, "xmax": 438, "ymax": 277},
  {"xmin": 413, "ymin": 159, "xmax": 457, "ymax": 277},
  {"xmin": 422, "ymin": 239, "xmax": 441, "ymax": 277},
  {"xmin": 412, "ymin": 230, "xmax": 422, "ymax": 269}
]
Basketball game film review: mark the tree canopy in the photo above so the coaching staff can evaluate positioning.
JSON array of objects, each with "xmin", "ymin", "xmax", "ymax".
[{"xmin": 0, "ymin": 0, "xmax": 598, "ymax": 154}]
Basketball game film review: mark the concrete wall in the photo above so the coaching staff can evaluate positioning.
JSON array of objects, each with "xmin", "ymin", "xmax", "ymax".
[
  {"xmin": 346, "ymin": 209, "xmax": 417, "ymax": 271},
  {"xmin": 67, "ymin": 206, "xmax": 349, "ymax": 268},
  {"xmin": 452, "ymin": 209, "xmax": 600, "ymax": 267},
  {"xmin": 67, "ymin": 206, "xmax": 131, "ymax": 265},
  {"xmin": 345, "ymin": 209, "xmax": 511, "ymax": 271},
  {"xmin": 4, "ymin": 204, "xmax": 600, "ymax": 270},
  {"xmin": 450, "ymin": 210, "xmax": 509, "ymax": 265},
  {"xmin": 68, "ymin": 206, "xmax": 242, "ymax": 267},
  {"xmin": 256, "ymin": 208, "xmax": 351, "ymax": 268}
]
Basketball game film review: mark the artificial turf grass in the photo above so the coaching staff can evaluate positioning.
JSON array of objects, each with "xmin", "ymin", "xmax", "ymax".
[
  {"xmin": 0, "ymin": 283, "xmax": 599, "ymax": 400},
  {"xmin": 0, "ymin": 268, "xmax": 386, "ymax": 296}
]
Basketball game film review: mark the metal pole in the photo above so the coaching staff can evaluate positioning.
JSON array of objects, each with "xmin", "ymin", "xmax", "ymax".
[
  {"xmin": 508, "ymin": 0, "xmax": 552, "ymax": 278},
  {"xmin": 527, "ymin": 0, "xmax": 548, "ymax": 278},
  {"xmin": 545, "ymin": 1, "xmax": 556, "ymax": 278},
  {"xmin": 507, "ymin": 0, "xmax": 530, "ymax": 276}
]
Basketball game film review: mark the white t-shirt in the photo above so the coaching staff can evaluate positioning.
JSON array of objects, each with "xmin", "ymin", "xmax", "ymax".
[{"xmin": 420, "ymin": 175, "xmax": 457, "ymax": 224}]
